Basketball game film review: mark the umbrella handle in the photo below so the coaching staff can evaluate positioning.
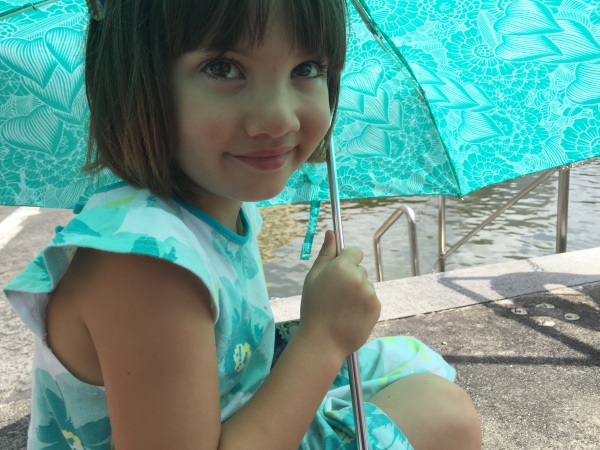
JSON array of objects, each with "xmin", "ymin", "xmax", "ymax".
[{"xmin": 326, "ymin": 139, "xmax": 369, "ymax": 450}]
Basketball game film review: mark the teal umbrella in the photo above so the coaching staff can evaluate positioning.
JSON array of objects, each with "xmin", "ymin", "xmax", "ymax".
[
  {"xmin": 275, "ymin": 0, "xmax": 600, "ymax": 206},
  {"xmin": 3, "ymin": 0, "xmax": 600, "ymax": 209}
]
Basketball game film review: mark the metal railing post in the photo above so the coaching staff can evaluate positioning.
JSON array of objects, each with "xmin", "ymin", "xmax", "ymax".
[
  {"xmin": 556, "ymin": 166, "xmax": 570, "ymax": 253},
  {"xmin": 438, "ymin": 196, "xmax": 446, "ymax": 272},
  {"xmin": 373, "ymin": 205, "xmax": 419, "ymax": 282}
]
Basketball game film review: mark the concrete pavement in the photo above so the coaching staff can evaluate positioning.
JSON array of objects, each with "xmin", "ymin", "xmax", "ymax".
[{"xmin": 372, "ymin": 282, "xmax": 600, "ymax": 449}]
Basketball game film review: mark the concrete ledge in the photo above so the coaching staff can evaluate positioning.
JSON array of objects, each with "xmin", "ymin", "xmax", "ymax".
[{"xmin": 271, "ymin": 247, "xmax": 600, "ymax": 322}]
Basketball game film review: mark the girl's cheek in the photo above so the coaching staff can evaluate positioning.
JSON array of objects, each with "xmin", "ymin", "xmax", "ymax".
[{"xmin": 308, "ymin": 97, "xmax": 332, "ymax": 140}]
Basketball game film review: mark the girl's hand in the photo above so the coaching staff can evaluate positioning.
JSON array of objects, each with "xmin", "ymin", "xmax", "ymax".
[{"xmin": 298, "ymin": 230, "xmax": 381, "ymax": 361}]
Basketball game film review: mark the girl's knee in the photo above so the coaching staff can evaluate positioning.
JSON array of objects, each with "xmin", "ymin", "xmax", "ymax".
[
  {"xmin": 370, "ymin": 373, "xmax": 481, "ymax": 450},
  {"xmin": 424, "ymin": 375, "xmax": 482, "ymax": 450}
]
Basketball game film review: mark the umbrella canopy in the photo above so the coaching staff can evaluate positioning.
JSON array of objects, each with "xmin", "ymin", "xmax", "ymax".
[
  {"xmin": 277, "ymin": 0, "xmax": 600, "ymax": 205},
  {"xmin": 1, "ymin": 0, "xmax": 600, "ymax": 209}
]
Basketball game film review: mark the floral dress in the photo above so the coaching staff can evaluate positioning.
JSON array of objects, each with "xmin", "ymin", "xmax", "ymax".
[{"xmin": 4, "ymin": 183, "xmax": 455, "ymax": 450}]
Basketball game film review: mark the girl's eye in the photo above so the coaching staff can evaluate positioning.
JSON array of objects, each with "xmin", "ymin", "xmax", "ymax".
[
  {"xmin": 202, "ymin": 59, "xmax": 241, "ymax": 80},
  {"xmin": 293, "ymin": 61, "xmax": 327, "ymax": 78}
]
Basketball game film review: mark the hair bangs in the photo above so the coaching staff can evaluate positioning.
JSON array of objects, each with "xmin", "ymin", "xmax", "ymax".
[
  {"xmin": 165, "ymin": 0, "xmax": 266, "ymax": 58},
  {"xmin": 283, "ymin": 1, "xmax": 347, "ymax": 74},
  {"xmin": 166, "ymin": 0, "xmax": 346, "ymax": 71}
]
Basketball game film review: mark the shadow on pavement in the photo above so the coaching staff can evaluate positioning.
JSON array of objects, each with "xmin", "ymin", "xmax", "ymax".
[{"xmin": 0, "ymin": 415, "xmax": 29, "ymax": 450}]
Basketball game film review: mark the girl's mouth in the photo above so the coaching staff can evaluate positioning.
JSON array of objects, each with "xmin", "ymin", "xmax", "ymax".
[{"xmin": 232, "ymin": 148, "xmax": 293, "ymax": 171}]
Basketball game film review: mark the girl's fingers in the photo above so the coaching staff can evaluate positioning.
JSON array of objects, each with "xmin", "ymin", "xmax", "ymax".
[
  {"xmin": 358, "ymin": 265, "xmax": 369, "ymax": 280},
  {"xmin": 338, "ymin": 246, "xmax": 364, "ymax": 266},
  {"xmin": 309, "ymin": 231, "xmax": 338, "ymax": 275}
]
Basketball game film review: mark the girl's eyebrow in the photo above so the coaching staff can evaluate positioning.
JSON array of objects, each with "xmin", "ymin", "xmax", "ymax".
[
  {"xmin": 229, "ymin": 47, "xmax": 252, "ymax": 57},
  {"xmin": 189, "ymin": 45, "xmax": 324, "ymax": 61},
  {"xmin": 187, "ymin": 47, "xmax": 249, "ymax": 58}
]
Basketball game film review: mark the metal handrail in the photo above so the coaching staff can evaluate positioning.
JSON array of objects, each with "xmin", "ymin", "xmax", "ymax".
[
  {"xmin": 437, "ymin": 167, "xmax": 572, "ymax": 270},
  {"xmin": 373, "ymin": 205, "xmax": 419, "ymax": 282},
  {"xmin": 438, "ymin": 168, "xmax": 557, "ymax": 265},
  {"xmin": 376, "ymin": 164, "xmax": 579, "ymax": 278}
]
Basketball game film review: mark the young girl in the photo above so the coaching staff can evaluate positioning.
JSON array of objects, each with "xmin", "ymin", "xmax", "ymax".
[{"xmin": 5, "ymin": 0, "xmax": 482, "ymax": 449}]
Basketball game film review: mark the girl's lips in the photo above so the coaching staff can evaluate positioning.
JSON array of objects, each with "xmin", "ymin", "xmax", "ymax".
[{"xmin": 232, "ymin": 148, "xmax": 293, "ymax": 171}]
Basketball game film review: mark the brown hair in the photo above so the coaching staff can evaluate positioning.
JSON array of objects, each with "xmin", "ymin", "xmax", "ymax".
[{"xmin": 84, "ymin": 0, "xmax": 347, "ymax": 200}]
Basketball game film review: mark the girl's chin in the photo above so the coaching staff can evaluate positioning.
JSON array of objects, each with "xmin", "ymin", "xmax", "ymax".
[
  {"xmin": 188, "ymin": 171, "xmax": 296, "ymax": 204},
  {"xmin": 239, "ymin": 187, "xmax": 287, "ymax": 203},
  {"xmin": 246, "ymin": 179, "xmax": 295, "ymax": 202}
]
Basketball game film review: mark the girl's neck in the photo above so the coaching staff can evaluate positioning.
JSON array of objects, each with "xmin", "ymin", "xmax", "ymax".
[
  {"xmin": 185, "ymin": 190, "xmax": 243, "ymax": 234},
  {"xmin": 235, "ymin": 214, "xmax": 244, "ymax": 235}
]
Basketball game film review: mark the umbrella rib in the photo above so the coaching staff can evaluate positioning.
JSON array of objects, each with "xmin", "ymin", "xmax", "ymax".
[
  {"xmin": 350, "ymin": 0, "xmax": 423, "ymax": 99},
  {"xmin": 0, "ymin": 0, "xmax": 60, "ymax": 21},
  {"xmin": 349, "ymin": 0, "xmax": 463, "ymax": 195}
]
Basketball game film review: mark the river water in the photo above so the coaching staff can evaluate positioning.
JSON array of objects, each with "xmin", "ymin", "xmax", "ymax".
[{"xmin": 258, "ymin": 159, "xmax": 600, "ymax": 299}]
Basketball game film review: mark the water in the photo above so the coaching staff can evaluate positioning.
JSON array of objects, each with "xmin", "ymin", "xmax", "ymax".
[{"xmin": 258, "ymin": 159, "xmax": 600, "ymax": 299}]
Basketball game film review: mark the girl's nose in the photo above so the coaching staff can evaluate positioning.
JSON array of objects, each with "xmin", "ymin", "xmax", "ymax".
[{"xmin": 244, "ymin": 85, "xmax": 301, "ymax": 139}]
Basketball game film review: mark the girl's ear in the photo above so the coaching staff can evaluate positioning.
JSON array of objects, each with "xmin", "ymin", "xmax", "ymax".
[{"xmin": 307, "ymin": 138, "xmax": 328, "ymax": 164}]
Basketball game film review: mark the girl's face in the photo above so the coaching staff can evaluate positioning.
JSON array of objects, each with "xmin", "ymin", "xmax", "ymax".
[{"xmin": 172, "ymin": 11, "xmax": 331, "ymax": 223}]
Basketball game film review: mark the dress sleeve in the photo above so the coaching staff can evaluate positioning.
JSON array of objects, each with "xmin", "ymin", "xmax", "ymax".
[{"xmin": 4, "ymin": 193, "xmax": 221, "ymax": 337}]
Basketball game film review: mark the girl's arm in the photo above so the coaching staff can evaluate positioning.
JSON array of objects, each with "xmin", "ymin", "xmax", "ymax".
[
  {"xmin": 220, "ymin": 230, "xmax": 381, "ymax": 448},
  {"xmin": 79, "ymin": 231, "xmax": 379, "ymax": 450}
]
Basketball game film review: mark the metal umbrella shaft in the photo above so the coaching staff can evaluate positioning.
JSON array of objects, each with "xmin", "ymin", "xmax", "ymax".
[{"xmin": 326, "ymin": 139, "xmax": 369, "ymax": 450}]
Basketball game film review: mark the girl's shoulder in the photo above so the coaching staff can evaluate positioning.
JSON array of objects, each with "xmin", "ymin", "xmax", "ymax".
[
  {"xmin": 12, "ymin": 182, "xmax": 213, "ymax": 282},
  {"xmin": 79, "ymin": 182, "xmax": 263, "ymax": 249}
]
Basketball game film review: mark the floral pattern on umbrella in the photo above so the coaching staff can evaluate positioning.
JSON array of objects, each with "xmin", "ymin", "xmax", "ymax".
[{"xmin": 1, "ymin": 0, "xmax": 600, "ymax": 209}]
